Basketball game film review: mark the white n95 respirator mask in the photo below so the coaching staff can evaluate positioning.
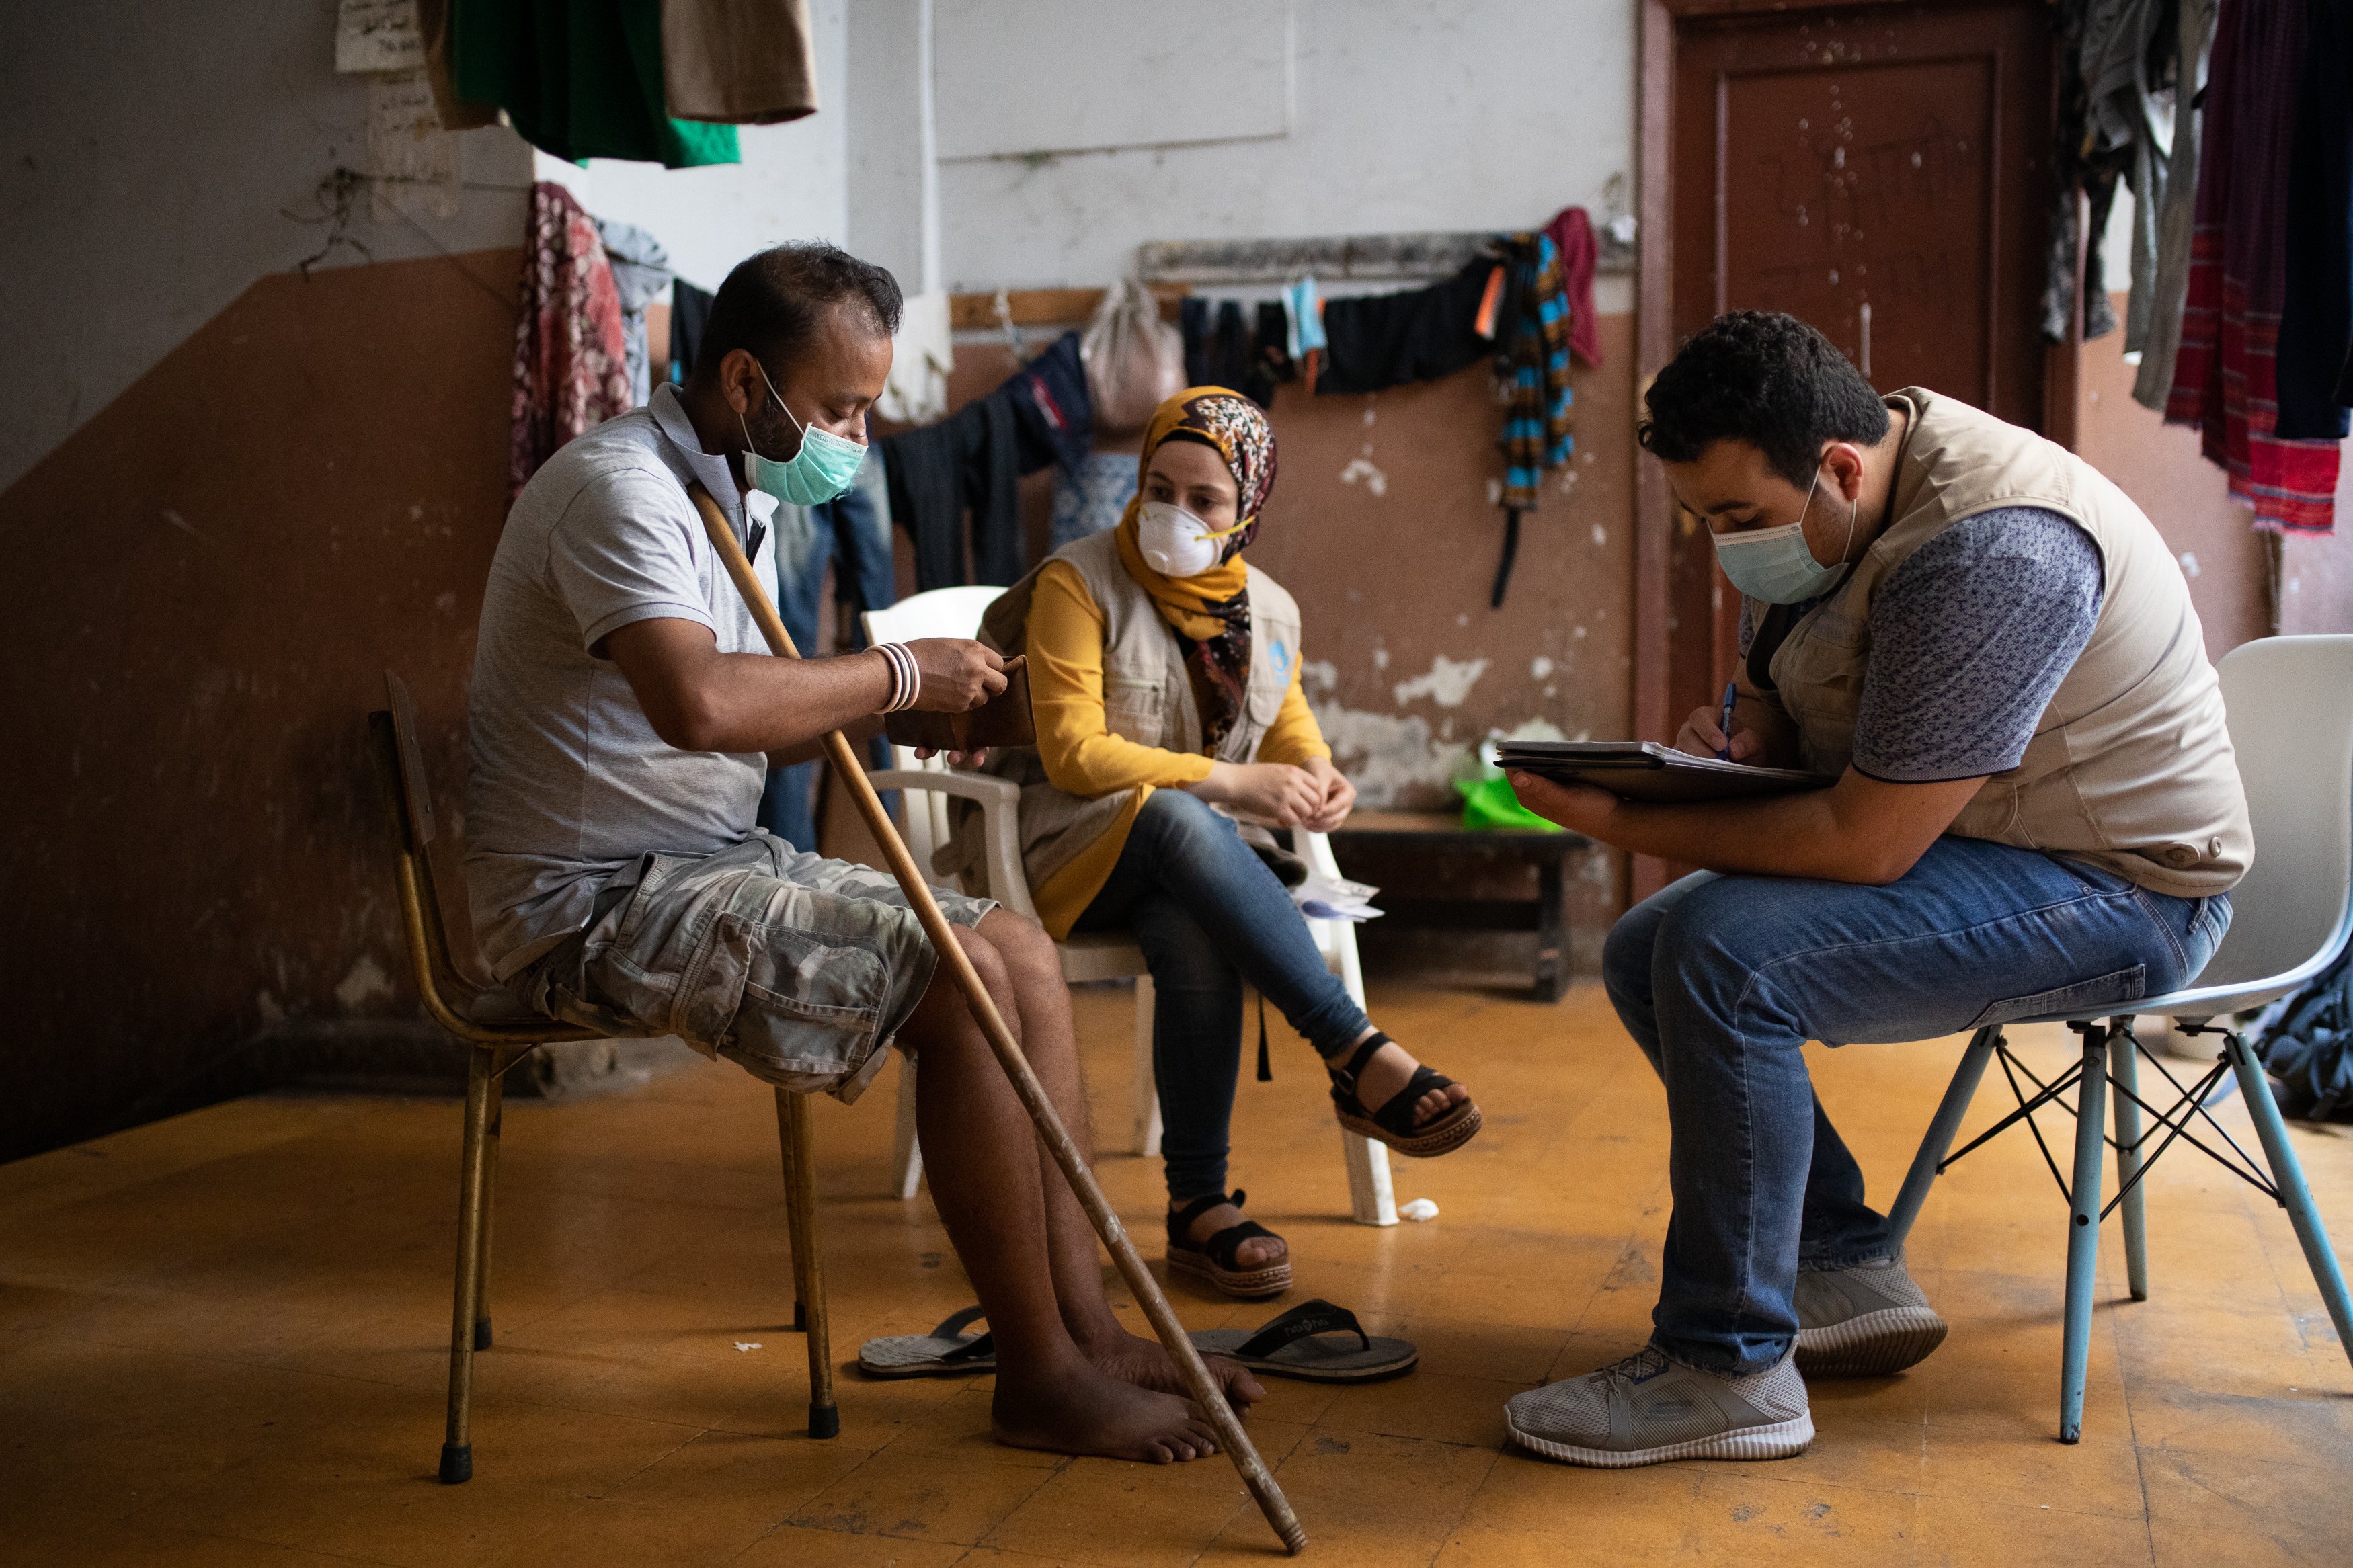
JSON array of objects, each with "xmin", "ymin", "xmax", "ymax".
[{"xmin": 1136, "ymin": 501, "xmax": 1243, "ymax": 578}]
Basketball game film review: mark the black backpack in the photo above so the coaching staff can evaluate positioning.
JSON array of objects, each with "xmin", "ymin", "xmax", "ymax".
[{"xmin": 2255, "ymin": 942, "xmax": 2353, "ymax": 1122}]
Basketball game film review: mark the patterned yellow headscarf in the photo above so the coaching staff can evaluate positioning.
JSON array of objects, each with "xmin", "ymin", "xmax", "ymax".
[{"xmin": 1113, "ymin": 387, "xmax": 1279, "ymax": 751}]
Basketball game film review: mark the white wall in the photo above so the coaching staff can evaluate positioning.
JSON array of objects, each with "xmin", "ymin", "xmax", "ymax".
[
  {"xmin": 0, "ymin": 0, "xmax": 530, "ymax": 494},
  {"xmin": 550, "ymin": 0, "xmax": 852, "ymax": 295},
  {"xmin": 906, "ymin": 0, "xmax": 1636, "ymax": 297}
]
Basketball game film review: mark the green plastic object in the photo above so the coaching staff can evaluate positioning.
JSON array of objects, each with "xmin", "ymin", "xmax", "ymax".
[{"xmin": 1454, "ymin": 774, "xmax": 1564, "ymax": 833}]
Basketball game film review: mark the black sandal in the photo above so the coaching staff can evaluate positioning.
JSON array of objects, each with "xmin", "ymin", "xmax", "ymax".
[
  {"xmin": 1326, "ymin": 1032, "xmax": 1482, "ymax": 1157},
  {"xmin": 1164, "ymin": 1190, "xmax": 1293, "ymax": 1300}
]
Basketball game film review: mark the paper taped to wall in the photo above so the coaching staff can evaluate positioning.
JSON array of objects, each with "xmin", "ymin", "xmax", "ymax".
[
  {"xmin": 366, "ymin": 72, "xmax": 459, "ymax": 222},
  {"xmin": 336, "ymin": 0, "xmax": 426, "ymax": 75}
]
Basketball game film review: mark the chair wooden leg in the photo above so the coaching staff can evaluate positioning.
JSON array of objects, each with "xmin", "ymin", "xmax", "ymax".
[
  {"xmin": 2225, "ymin": 1031, "xmax": 2353, "ymax": 1371},
  {"xmin": 1132, "ymin": 973, "xmax": 1162, "ymax": 1158},
  {"xmin": 440, "ymin": 1048, "xmax": 500, "ymax": 1483},
  {"xmin": 775, "ymin": 1089, "xmax": 838, "ymax": 1439},
  {"xmin": 2059, "ymin": 1026, "xmax": 2110, "ymax": 1445},
  {"xmin": 2109, "ymin": 1025, "xmax": 2149, "ymax": 1303},
  {"xmin": 1888, "ymin": 1028, "xmax": 1999, "ymax": 1251},
  {"xmin": 890, "ymin": 1050, "xmax": 924, "ymax": 1200},
  {"xmin": 473, "ymin": 1064, "xmax": 507, "ymax": 1350}
]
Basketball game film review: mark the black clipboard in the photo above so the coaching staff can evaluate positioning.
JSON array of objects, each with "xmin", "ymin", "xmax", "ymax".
[{"xmin": 1494, "ymin": 741, "xmax": 1834, "ymax": 802}]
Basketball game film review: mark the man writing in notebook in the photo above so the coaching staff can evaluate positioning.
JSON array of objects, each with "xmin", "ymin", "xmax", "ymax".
[
  {"xmin": 1503, "ymin": 311, "xmax": 2249, "ymax": 1467},
  {"xmin": 467, "ymin": 242, "xmax": 1262, "ymax": 1464}
]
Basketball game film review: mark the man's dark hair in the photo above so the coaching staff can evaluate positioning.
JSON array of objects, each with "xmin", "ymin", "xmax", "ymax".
[
  {"xmin": 696, "ymin": 241, "xmax": 902, "ymax": 378},
  {"xmin": 1638, "ymin": 311, "xmax": 1889, "ymax": 487}
]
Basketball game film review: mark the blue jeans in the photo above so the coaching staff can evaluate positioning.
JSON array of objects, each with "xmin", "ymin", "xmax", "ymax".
[
  {"xmin": 1602, "ymin": 835, "xmax": 2231, "ymax": 1376},
  {"xmin": 757, "ymin": 454, "xmax": 898, "ymax": 850},
  {"xmin": 1074, "ymin": 789, "xmax": 1373, "ymax": 1201}
]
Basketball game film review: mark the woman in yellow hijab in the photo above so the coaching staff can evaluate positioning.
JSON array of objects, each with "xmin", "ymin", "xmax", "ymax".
[{"xmin": 975, "ymin": 387, "xmax": 1481, "ymax": 1299}]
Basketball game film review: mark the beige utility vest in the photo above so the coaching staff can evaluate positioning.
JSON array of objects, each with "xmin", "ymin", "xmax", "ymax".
[
  {"xmin": 1751, "ymin": 388, "xmax": 2250, "ymax": 899},
  {"xmin": 945, "ymin": 527, "xmax": 1304, "ymax": 892}
]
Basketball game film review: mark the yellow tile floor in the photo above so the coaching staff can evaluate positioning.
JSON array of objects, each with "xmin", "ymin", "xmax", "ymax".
[{"xmin": 3, "ymin": 983, "xmax": 2350, "ymax": 1566}]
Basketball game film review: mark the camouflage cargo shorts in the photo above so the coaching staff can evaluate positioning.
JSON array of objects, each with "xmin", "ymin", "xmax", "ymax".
[{"xmin": 515, "ymin": 831, "xmax": 996, "ymax": 1102}]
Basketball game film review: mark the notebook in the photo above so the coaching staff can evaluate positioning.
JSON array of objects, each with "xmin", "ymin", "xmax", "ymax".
[{"xmin": 1492, "ymin": 741, "xmax": 1834, "ymax": 802}]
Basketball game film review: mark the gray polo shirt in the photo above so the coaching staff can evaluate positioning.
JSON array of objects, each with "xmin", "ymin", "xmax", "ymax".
[{"xmin": 465, "ymin": 384, "xmax": 779, "ymax": 979}]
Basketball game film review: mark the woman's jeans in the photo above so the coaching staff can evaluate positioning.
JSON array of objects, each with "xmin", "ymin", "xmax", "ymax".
[
  {"xmin": 1603, "ymin": 835, "xmax": 2231, "ymax": 1376},
  {"xmin": 1074, "ymin": 788, "xmax": 1373, "ymax": 1201}
]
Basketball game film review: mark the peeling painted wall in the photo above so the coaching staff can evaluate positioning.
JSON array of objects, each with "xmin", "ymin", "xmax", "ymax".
[{"xmin": 1242, "ymin": 316, "xmax": 1637, "ymax": 819}]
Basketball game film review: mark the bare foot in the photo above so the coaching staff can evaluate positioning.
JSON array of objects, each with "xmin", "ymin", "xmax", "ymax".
[
  {"xmin": 1080, "ymin": 1324, "xmax": 1267, "ymax": 1412},
  {"xmin": 1170, "ymin": 1196, "xmax": 1288, "ymax": 1272},
  {"xmin": 1345, "ymin": 1034, "xmax": 1472, "ymax": 1128},
  {"xmin": 992, "ymin": 1359, "xmax": 1224, "ymax": 1464}
]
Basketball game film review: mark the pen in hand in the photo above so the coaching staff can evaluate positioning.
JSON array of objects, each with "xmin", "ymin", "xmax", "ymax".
[{"xmin": 1716, "ymin": 679, "xmax": 1738, "ymax": 761}]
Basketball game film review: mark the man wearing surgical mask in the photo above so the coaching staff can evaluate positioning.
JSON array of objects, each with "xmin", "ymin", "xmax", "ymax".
[
  {"xmin": 465, "ymin": 243, "xmax": 1267, "ymax": 1465},
  {"xmin": 1501, "ymin": 311, "xmax": 2249, "ymax": 1470}
]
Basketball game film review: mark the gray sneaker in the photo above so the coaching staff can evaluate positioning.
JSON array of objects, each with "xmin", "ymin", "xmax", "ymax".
[
  {"xmin": 1794, "ymin": 1252, "xmax": 1948, "ymax": 1377},
  {"xmin": 1504, "ymin": 1348, "xmax": 1813, "ymax": 1468}
]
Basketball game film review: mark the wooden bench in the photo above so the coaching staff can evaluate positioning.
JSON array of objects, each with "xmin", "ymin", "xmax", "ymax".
[{"xmin": 1328, "ymin": 809, "xmax": 1595, "ymax": 1002}]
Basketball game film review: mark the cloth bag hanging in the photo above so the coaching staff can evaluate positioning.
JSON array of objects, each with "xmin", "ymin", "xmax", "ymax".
[{"xmin": 1082, "ymin": 278, "xmax": 1184, "ymax": 434}]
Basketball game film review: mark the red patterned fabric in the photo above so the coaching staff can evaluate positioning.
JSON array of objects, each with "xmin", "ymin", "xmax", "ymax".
[
  {"xmin": 1542, "ymin": 206, "xmax": 1605, "ymax": 370},
  {"xmin": 2165, "ymin": 0, "xmax": 2339, "ymax": 534},
  {"xmin": 510, "ymin": 182, "xmax": 631, "ymax": 501}
]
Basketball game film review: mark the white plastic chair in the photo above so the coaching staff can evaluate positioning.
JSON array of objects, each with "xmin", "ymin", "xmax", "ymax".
[
  {"xmin": 862, "ymin": 586, "xmax": 1398, "ymax": 1226},
  {"xmin": 1887, "ymin": 634, "xmax": 2353, "ymax": 1442}
]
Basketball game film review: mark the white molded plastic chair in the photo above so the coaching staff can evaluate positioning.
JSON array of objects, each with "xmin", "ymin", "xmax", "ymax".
[
  {"xmin": 1888, "ymin": 635, "xmax": 2353, "ymax": 1442},
  {"xmin": 863, "ymin": 586, "xmax": 1398, "ymax": 1226}
]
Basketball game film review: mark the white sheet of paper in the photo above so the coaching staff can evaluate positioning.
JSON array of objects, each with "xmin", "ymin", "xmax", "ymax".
[
  {"xmin": 336, "ymin": 0, "xmax": 426, "ymax": 74},
  {"xmin": 366, "ymin": 71, "xmax": 459, "ymax": 222}
]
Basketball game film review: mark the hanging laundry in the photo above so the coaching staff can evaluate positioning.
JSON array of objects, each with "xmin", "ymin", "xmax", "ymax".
[
  {"xmin": 1317, "ymin": 257, "xmax": 1499, "ymax": 395},
  {"xmin": 414, "ymin": 0, "xmax": 497, "ymax": 130},
  {"xmin": 2135, "ymin": 0, "xmax": 2222, "ymax": 411},
  {"xmin": 660, "ymin": 0, "xmax": 818, "ymax": 124},
  {"xmin": 510, "ymin": 183, "xmax": 633, "ymax": 499},
  {"xmin": 1283, "ymin": 277, "xmax": 1328, "ymax": 358},
  {"xmin": 1490, "ymin": 231, "xmax": 1576, "ymax": 606},
  {"xmin": 757, "ymin": 448, "xmax": 897, "ymax": 852},
  {"xmin": 877, "ymin": 290, "xmax": 954, "ymax": 425},
  {"xmin": 2042, "ymin": 0, "xmax": 2142, "ymax": 341},
  {"xmin": 880, "ymin": 370, "xmax": 1060, "ymax": 591},
  {"xmin": 453, "ymin": 0, "xmax": 740, "ymax": 169},
  {"xmin": 1180, "ymin": 296, "xmax": 1213, "ymax": 388},
  {"xmin": 596, "ymin": 218, "xmax": 672, "ymax": 407},
  {"xmin": 2166, "ymin": 0, "xmax": 2341, "ymax": 533},
  {"xmin": 1181, "ymin": 300, "xmax": 1276, "ymax": 408},
  {"xmin": 2275, "ymin": 0, "xmax": 2352, "ymax": 444},
  {"xmin": 1050, "ymin": 452, "xmax": 1140, "ymax": 550},
  {"xmin": 1541, "ymin": 208, "xmax": 1605, "ymax": 368},
  {"xmin": 668, "ymin": 278, "xmax": 714, "ymax": 383},
  {"xmin": 1012, "ymin": 331, "xmax": 1094, "ymax": 471},
  {"xmin": 1252, "ymin": 301, "xmax": 1295, "ymax": 401}
]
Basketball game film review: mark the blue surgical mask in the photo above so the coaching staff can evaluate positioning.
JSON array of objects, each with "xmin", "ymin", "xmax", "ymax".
[
  {"xmin": 1710, "ymin": 461, "xmax": 1856, "ymax": 604},
  {"xmin": 739, "ymin": 362, "xmax": 867, "ymax": 506}
]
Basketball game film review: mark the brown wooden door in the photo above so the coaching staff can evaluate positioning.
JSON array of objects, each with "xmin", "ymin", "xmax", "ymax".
[{"xmin": 1659, "ymin": 0, "xmax": 2055, "ymax": 741}]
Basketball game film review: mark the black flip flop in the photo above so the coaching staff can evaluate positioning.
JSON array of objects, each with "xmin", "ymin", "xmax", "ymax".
[
  {"xmin": 856, "ymin": 1306, "xmax": 998, "ymax": 1378},
  {"xmin": 1326, "ymin": 1032, "xmax": 1482, "ymax": 1158},
  {"xmin": 1189, "ymin": 1299, "xmax": 1417, "ymax": 1383}
]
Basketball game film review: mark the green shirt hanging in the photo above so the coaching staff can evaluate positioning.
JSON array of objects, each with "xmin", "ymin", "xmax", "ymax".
[{"xmin": 454, "ymin": 0, "xmax": 740, "ymax": 169}]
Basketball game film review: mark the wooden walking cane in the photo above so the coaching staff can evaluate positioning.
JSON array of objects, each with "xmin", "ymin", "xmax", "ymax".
[{"xmin": 689, "ymin": 485, "xmax": 1308, "ymax": 1555}]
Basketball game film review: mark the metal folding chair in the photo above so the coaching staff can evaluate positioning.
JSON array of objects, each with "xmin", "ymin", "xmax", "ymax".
[
  {"xmin": 1887, "ymin": 635, "xmax": 2353, "ymax": 1442},
  {"xmin": 368, "ymin": 671, "xmax": 839, "ymax": 1485}
]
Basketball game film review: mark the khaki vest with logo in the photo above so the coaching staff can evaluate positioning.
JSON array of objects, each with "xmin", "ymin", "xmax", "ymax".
[
  {"xmin": 1753, "ymin": 388, "xmax": 2251, "ymax": 899},
  {"xmin": 937, "ymin": 528, "xmax": 1304, "ymax": 893}
]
